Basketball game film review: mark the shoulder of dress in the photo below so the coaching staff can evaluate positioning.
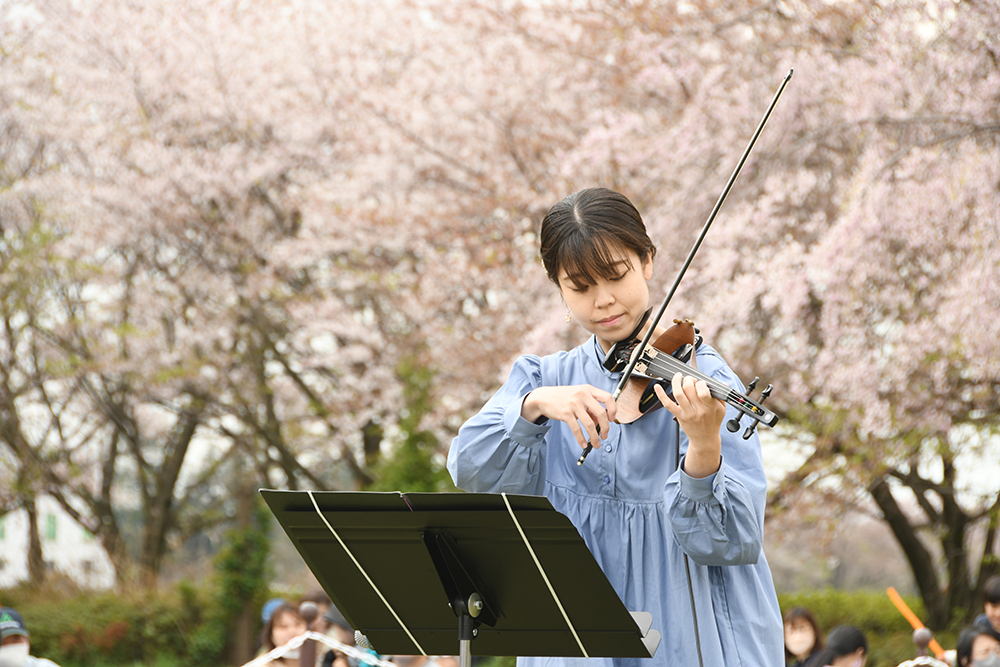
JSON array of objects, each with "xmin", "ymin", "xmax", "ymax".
[{"xmin": 694, "ymin": 343, "xmax": 728, "ymax": 370}]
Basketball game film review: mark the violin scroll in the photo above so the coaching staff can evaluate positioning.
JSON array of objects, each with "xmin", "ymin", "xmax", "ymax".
[
  {"xmin": 737, "ymin": 383, "xmax": 772, "ymax": 440},
  {"xmin": 726, "ymin": 377, "xmax": 759, "ymax": 432}
]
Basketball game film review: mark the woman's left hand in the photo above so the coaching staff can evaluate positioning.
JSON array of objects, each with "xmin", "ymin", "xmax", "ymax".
[{"xmin": 654, "ymin": 372, "xmax": 726, "ymax": 478}]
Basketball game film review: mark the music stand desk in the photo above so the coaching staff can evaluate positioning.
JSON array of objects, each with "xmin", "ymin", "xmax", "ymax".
[{"xmin": 262, "ymin": 490, "xmax": 659, "ymax": 665}]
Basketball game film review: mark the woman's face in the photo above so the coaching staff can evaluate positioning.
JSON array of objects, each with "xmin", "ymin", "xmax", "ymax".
[
  {"xmin": 271, "ymin": 609, "xmax": 307, "ymax": 649},
  {"xmin": 986, "ymin": 602, "xmax": 1000, "ymax": 635},
  {"xmin": 559, "ymin": 247, "xmax": 653, "ymax": 353},
  {"xmin": 784, "ymin": 619, "xmax": 816, "ymax": 659},
  {"xmin": 971, "ymin": 634, "xmax": 1000, "ymax": 665}
]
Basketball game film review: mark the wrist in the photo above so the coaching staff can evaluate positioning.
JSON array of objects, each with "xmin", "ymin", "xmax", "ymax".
[
  {"xmin": 682, "ymin": 436, "xmax": 722, "ymax": 478},
  {"xmin": 520, "ymin": 391, "xmax": 544, "ymax": 423}
]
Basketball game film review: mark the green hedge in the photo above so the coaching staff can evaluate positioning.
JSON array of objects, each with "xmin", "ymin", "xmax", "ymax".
[
  {"xmin": 0, "ymin": 582, "xmax": 203, "ymax": 667},
  {"xmin": 0, "ymin": 500, "xmax": 272, "ymax": 667},
  {"xmin": 0, "ymin": 586, "xmax": 962, "ymax": 667}
]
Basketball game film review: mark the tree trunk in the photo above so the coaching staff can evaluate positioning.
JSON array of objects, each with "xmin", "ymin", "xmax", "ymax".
[
  {"xmin": 139, "ymin": 406, "xmax": 202, "ymax": 587},
  {"xmin": 938, "ymin": 459, "xmax": 974, "ymax": 618},
  {"xmin": 24, "ymin": 496, "xmax": 45, "ymax": 585},
  {"xmin": 869, "ymin": 475, "xmax": 949, "ymax": 628},
  {"xmin": 230, "ymin": 482, "xmax": 255, "ymax": 666}
]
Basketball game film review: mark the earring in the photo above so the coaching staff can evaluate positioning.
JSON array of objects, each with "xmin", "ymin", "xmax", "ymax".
[{"xmin": 565, "ymin": 310, "xmax": 572, "ymax": 323}]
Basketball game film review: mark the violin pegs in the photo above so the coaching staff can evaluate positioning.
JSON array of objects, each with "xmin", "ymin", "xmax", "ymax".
[
  {"xmin": 729, "ymin": 378, "xmax": 762, "ymax": 434},
  {"xmin": 742, "ymin": 384, "xmax": 772, "ymax": 440}
]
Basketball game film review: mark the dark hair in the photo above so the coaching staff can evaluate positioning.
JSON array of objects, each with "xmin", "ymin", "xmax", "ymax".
[
  {"xmin": 985, "ymin": 575, "xmax": 1000, "ymax": 605},
  {"xmin": 825, "ymin": 625, "xmax": 868, "ymax": 660},
  {"xmin": 783, "ymin": 606, "xmax": 825, "ymax": 661},
  {"xmin": 958, "ymin": 625, "xmax": 1000, "ymax": 667},
  {"xmin": 539, "ymin": 188, "xmax": 656, "ymax": 288},
  {"xmin": 803, "ymin": 647, "xmax": 838, "ymax": 667},
  {"xmin": 261, "ymin": 603, "xmax": 305, "ymax": 652},
  {"xmin": 301, "ymin": 588, "xmax": 331, "ymax": 606}
]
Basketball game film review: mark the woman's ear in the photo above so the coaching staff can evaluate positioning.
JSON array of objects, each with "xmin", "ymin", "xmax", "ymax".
[{"xmin": 642, "ymin": 253, "xmax": 654, "ymax": 280}]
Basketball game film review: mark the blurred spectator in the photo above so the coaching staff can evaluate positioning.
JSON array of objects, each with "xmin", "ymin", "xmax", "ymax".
[
  {"xmin": 260, "ymin": 603, "xmax": 308, "ymax": 666},
  {"xmin": 804, "ymin": 625, "xmax": 867, "ymax": 667},
  {"xmin": 263, "ymin": 598, "xmax": 288, "ymax": 625},
  {"xmin": 784, "ymin": 606, "xmax": 825, "ymax": 667},
  {"xmin": 301, "ymin": 589, "xmax": 332, "ymax": 635},
  {"xmin": 254, "ymin": 598, "xmax": 289, "ymax": 656},
  {"xmin": 320, "ymin": 604, "xmax": 352, "ymax": 667},
  {"xmin": 319, "ymin": 604, "xmax": 386, "ymax": 667},
  {"xmin": 956, "ymin": 625, "xmax": 1000, "ymax": 667},
  {"xmin": 0, "ymin": 607, "xmax": 62, "ymax": 667},
  {"xmin": 973, "ymin": 576, "xmax": 1000, "ymax": 642},
  {"xmin": 390, "ymin": 656, "xmax": 457, "ymax": 667}
]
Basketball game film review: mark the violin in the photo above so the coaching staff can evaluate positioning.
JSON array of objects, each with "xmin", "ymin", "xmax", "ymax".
[
  {"xmin": 577, "ymin": 69, "xmax": 793, "ymax": 466},
  {"xmin": 604, "ymin": 317, "xmax": 778, "ymax": 432}
]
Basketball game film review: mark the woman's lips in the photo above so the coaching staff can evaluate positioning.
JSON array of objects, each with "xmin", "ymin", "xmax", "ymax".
[{"xmin": 597, "ymin": 314, "xmax": 624, "ymax": 327}]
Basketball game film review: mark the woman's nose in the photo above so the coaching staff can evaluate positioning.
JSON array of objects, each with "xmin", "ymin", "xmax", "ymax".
[{"xmin": 594, "ymin": 281, "xmax": 615, "ymax": 306}]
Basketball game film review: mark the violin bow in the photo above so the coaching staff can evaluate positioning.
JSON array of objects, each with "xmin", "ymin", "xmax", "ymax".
[{"xmin": 578, "ymin": 68, "xmax": 793, "ymax": 466}]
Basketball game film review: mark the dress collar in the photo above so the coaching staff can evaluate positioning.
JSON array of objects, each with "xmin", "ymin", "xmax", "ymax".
[{"xmin": 589, "ymin": 335, "xmax": 620, "ymax": 379}]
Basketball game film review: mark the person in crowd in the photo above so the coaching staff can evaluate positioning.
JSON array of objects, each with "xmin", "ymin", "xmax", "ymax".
[
  {"xmin": 804, "ymin": 625, "xmax": 867, "ymax": 667},
  {"xmin": 974, "ymin": 576, "xmax": 1000, "ymax": 642},
  {"xmin": 784, "ymin": 606, "xmax": 825, "ymax": 667},
  {"xmin": 389, "ymin": 656, "xmax": 457, "ymax": 667},
  {"xmin": 318, "ymin": 603, "xmax": 385, "ymax": 667},
  {"xmin": 320, "ymin": 604, "xmax": 353, "ymax": 667},
  {"xmin": 956, "ymin": 625, "xmax": 1000, "ymax": 667},
  {"xmin": 263, "ymin": 598, "xmax": 288, "ymax": 625},
  {"xmin": 447, "ymin": 187, "xmax": 783, "ymax": 667},
  {"xmin": 254, "ymin": 598, "xmax": 289, "ymax": 657},
  {"xmin": 784, "ymin": 607, "xmax": 823, "ymax": 667},
  {"xmin": 0, "ymin": 607, "xmax": 62, "ymax": 667},
  {"xmin": 301, "ymin": 589, "xmax": 333, "ymax": 635},
  {"xmin": 260, "ymin": 602, "xmax": 308, "ymax": 666}
]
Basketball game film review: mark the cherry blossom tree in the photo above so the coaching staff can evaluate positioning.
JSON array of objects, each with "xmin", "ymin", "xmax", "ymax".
[
  {"xmin": 1, "ymin": 0, "xmax": 562, "ymax": 583},
  {"xmin": 516, "ymin": 0, "xmax": 1000, "ymax": 626},
  {"xmin": 1, "ymin": 0, "xmax": 997, "ymax": 620}
]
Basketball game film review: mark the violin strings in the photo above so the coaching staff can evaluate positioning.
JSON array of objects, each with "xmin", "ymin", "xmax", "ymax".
[
  {"xmin": 642, "ymin": 352, "xmax": 775, "ymax": 425},
  {"xmin": 629, "ymin": 344, "xmax": 782, "ymax": 428},
  {"xmin": 643, "ymin": 354, "xmax": 737, "ymax": 401}
]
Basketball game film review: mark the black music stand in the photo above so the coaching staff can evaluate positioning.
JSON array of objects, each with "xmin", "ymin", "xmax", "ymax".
[{"xmin": 261, "ymin": 490, "xmax": 659, "ymax": 667}]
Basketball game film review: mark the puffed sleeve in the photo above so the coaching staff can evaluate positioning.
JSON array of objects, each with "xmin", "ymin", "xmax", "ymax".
[
  {"xmin": 447, "ymin": 355, "xmax": 551, "ymax": 495},
  {"xmin": 664, "ymin": 346, "xmax": 768, "ymax": 566}
]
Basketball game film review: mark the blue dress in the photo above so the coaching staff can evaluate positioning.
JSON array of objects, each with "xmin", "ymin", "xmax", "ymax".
[{"xmin": 446, "ymin": 336, "xmax": 784, "ymax": 667}]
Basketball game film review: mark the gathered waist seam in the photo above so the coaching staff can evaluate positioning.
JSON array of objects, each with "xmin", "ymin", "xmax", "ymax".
[{"xmin": 545, "ymin": 481, "xmax": 666, "ymax": 506}]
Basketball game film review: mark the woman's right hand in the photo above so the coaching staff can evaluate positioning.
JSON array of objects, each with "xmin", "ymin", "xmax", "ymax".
[{"xmin": 521, "ymin": 385, "xmax": 617, "ymax": 450}]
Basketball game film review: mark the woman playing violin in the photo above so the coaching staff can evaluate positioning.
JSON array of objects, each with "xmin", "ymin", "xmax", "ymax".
[{"xmin": 446, "ymin": 187, "xmax": 783, "ymax": 667}]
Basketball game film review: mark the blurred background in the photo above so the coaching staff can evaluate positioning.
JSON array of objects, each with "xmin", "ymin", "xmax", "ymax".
[{"xmin": 1, "ymin": 0, "xmax": 997, "ymax": 665}]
